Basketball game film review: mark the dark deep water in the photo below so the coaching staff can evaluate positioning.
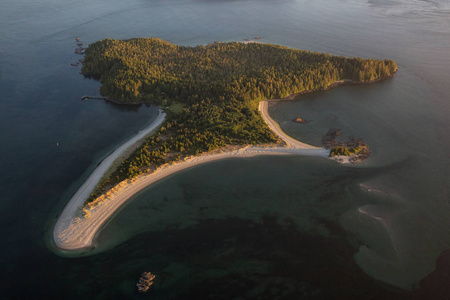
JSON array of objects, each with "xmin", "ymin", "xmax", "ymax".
[{"xmin": 1, "ymin": 0, "xmax": 450, "ymax": 298}]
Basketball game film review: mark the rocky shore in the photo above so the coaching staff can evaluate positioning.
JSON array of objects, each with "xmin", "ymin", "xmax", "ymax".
[{"xmin": 71, "ymin": 38, "xmax": 85, "ymax": 67}]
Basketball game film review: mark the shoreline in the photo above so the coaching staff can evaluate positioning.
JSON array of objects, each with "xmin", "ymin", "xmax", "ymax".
[
  {"xmin": 53, "ymin": 109, "xmax": 166, "ymax": 251},
  {"xmin": 53, "ymin": 100, "xmax": 328, "ymax": 251},
  {"xmin": 268, "ymin": 74, "xmax": 397, "ymax": 103},
  {"xmin": 84, "ymin": 72, "xmax": 396, "ymax": 107}
]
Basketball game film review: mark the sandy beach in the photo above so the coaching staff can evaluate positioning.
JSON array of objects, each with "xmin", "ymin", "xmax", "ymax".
[{"xmin": 53, "ymin": 101, "xmax": 329, "ymax": 251}]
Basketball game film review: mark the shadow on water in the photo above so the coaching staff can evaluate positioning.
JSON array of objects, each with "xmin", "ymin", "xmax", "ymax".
[
  {"xmin": 102, "ymin": 100, "xmax": 144, "ymax": 112},
  {"xmin": 93, "ymin": 216, "xmax": 411, "ymax": 299}
]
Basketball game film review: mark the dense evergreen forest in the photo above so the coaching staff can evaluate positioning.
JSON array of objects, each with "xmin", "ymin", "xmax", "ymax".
[{"xmin": 81, "ymin": 38, "xmax": 397, "ymax": 206}]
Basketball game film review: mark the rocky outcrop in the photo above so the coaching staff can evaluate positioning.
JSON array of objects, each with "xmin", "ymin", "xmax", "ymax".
[
  {"xmin": 322, "ymin": 128, "xmax": 341, "ymax": 149},
  {"xmin": 71, "ymin": 38, "xmax": 85, "ymax": 66},
  {"xmin": 293, "ymin": 117, "xmax": 307, "ymax": 124},
  {"xmin": 323, "ymin": 128, "xmax": 370, "ymax": 163},
  {"xmin": 137, "ymin": 272, "xmax": 156, "ymax": 292},
  {"xmin": 74, "ymin": 47, "xmax": 85, "ymax": 55}
]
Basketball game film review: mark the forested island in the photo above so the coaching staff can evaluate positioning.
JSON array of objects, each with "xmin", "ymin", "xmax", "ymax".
[{"xmin": 80, "ymin": 38, "xmax": 397, "ymax": 212}]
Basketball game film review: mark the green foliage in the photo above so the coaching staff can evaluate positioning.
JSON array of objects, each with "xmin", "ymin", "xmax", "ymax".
[
  {"xmin": 82, "ymin": 38, "xmax": 397, "ymax": 104},
  {"xmin": 330, "ymin": 145, "xmax": 366, "ymax": 156},
  {"xmin": 168, "ymin": 101, "xmax": 186, "ymax": 114},
  {"xmin": 82, "ymin": 38, "xmax": 396, "ymax": 203}
]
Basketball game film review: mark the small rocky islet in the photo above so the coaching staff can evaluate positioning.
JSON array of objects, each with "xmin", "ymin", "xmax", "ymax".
[
  {"xmin": 136, "ymin": 272, "xmax": 156, "ymax": 293},
  {"xmin": 322, "ymin": 128, "xmax": 371, "ymax": 163},
  {"xmin": 293, "ymin": 117, "xmax": 307, "ymax": 124}
]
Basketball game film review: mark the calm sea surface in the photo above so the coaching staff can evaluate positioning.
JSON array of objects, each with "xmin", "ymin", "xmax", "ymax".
[{"xmin": 1, "ymin": 0, "xmax": 450, "ymax": 298}]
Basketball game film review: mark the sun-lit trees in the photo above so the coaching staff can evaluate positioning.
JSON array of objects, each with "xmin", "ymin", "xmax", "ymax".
[{"xmin": 82, "ymin": 38, "xmax": 397, "ymax": 205}]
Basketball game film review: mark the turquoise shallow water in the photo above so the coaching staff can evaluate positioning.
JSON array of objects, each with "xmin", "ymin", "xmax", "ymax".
[{"xmin": 1, "ymin": 0, "xmax": 450, "ymax": 298}]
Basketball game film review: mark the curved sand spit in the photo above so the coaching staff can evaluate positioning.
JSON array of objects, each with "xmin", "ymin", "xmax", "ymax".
[{"xmin": 53, "ymin": 100, "xmax": 329, "ymax": 251}]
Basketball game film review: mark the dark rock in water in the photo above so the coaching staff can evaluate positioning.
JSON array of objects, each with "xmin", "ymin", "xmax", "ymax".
[
  {"xmin": 137, "ymin": 272, "xmax": 156, "ymax": 293},
  {"xmin": 322, "ymin": 128, "xmax": 341, "ymax": 149},
  {"xmin": 293, "ymin": 117, "xmax": 307, "ymax": 124},
  {"xmin": 325, "ymin": 128, "xmax": 341, "ymax": 137},
  {"xmin": 70, "ymin": 62, "xmax": 80, "ymax": 67},
  {"xmin": 74, "ymin": 47, "xmax": 85, "ymax": 55}
]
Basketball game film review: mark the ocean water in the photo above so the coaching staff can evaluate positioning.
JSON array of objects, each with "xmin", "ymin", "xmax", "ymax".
[{"xmin": 1, "ymin": 0, "xmax": 450, "ymax": 298}]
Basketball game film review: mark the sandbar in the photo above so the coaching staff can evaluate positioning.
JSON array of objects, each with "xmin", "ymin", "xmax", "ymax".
[{"xmin": 53, "ymin": 100, "xmax": 328, "ymax": 251}]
